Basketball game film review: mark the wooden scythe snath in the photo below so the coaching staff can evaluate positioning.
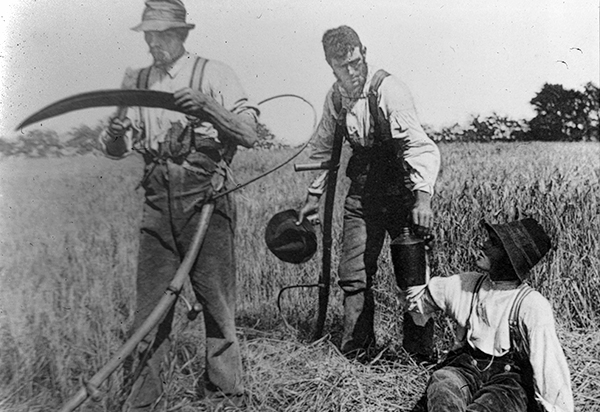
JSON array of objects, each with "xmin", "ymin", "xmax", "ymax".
[
  {"xmin": 58, "ymin": 202, "xmax": 215, "ymax": 412},
  {"xmin": 294, "ymin": 109, "xmax": 346, "ymax": 340}
]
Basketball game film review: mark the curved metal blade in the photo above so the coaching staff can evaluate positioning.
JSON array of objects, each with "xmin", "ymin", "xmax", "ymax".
[{"xmin": 16, "ymin": 89, "xmax": 183, "ymax": 130}]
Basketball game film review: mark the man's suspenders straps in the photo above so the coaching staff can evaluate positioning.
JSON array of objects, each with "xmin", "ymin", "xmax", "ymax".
[
  {"xmin": 188, "ymin": 57, "xmax": 209, "ymax": 90},
  {"xmin": 136, "ymin": 56, "xmax": 209, "ymax": 90},
  {"xmin": 134, "ymin": 57, "xmax": 209, "ymax": 162},
  {"xmin": 367, "ymin": 69, "xmax": 390, "ymax": 140},
  {"xmin": 331, "ymin": 69, "xmax": 390, "ymax": 118},
  {"xmin": 136, "ymin": 66, "xmax": 152, "ymax": 90}
]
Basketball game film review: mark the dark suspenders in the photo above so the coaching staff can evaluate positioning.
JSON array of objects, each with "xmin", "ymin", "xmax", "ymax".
[
  {"xmin": 136, "ymin": 65, "xmax": 152, "ymax": 90},
  {"xmin": 509, "ymin": 283, "xmax": 534, "ymax": 352},
  {"xmin": 133, "ymin": 56, "xmax": 211, "ymax": 175},
  {"xmin": 188, "ymin": 57, "xmax": 208, "ymax": 90},
  {"xmin": 331, "ymin": 69, "xmax": 390, "ymax": 140},
  {"xmin": 468, "ymin": 274, "xmax": 533, "ymax": 353},
  {"xmin": 466, "ymin": 275, "xmax": 488, "ymax": 330},
  {"xmin": 136, "ymin": 56, "xmax": 209, "ymax": 90},
  {"xmin": 367, "ymin": 70, "xmax": 391, "ymax": 141}
]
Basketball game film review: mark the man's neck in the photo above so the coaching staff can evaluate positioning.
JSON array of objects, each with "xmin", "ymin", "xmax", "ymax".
[{"xmin": 155, "ymin": 48, "xmax": 186, "ymax": 70}]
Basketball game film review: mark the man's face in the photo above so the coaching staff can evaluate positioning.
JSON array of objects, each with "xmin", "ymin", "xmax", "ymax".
[
  {"xmin": 144, "ymin": 29, "xmax": 185, "ymax": 67},
  {"xmin": 330, "ymin": 46, "xmax": 368, "ymax": 96}
]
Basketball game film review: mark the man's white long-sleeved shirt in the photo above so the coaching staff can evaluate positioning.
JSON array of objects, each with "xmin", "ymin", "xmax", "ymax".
[
  {"xmin": 307, "ymin": 64, "xmax": 440, "ymax": 196},
  {"xmin": 99, "ymin": 52, "xmax": 258, "ymax": 158},
  {"xmin": 409, "ymin": 272, "xmax": 574, "ymax": 412}
]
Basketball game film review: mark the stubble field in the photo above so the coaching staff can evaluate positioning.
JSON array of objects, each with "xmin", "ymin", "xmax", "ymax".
[{"xmin": 0, "ymin": 141, "xmax": 599, "ymax": 411}]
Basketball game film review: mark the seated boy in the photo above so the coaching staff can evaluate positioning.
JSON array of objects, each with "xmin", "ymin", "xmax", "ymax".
[{"xmin": 408, "ymin": 218, "xmax": 573, "ymax": 412}]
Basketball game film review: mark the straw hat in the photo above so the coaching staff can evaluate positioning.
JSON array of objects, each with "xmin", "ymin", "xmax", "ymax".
[
  {"xmin": 483, "ymin": 218, "xmax": 552, "ymax": 281},
  {"xmin": 132, "ymin": 0, "xmax": 195, "ymax": 32}
]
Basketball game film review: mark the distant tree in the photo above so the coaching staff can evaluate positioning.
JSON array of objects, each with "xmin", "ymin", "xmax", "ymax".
[
  {"xmin": 66, "ymin": 124, "xmax": 104, "ymax": 154},
  {"xmin": 462, "ymin": 113, "xmax": 528, "ymax": 142},
  {"xmin": 582, "ymin": 82, "xmax": 599, "ymax": 141},
  {"xmin": 257, "ymin": 122, "xmax": 276, "ymax": 141},
  {"xmin": 9, "ymin": 129, "xmax": 64, "ymax": 157},
  {"xmin": 421, "ymin": 124, "xmax": 439, "ymax": 141},
  {"xmin": 425, "ymin": 115, "xmax": 528, "ymax": 143},
  {"xmin": 423, "ymin": 122, "xmax": 465, "ymax": 143},
  {"xmin": 254, "ymin": 121, "xmax": 286, "ymax": 149},
  {"xmin": 528, "ymin": 82, "xmax": 598, "ymax": 141},
  {"xmin": 0, "ymin": 138, "xmax": 16, "ymax": 156}
]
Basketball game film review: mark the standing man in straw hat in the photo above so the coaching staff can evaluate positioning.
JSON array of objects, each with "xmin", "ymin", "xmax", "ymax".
[
  {"xmin": 297, "ymin": 26, "xmax": 440, "ymax": 362},
  {"xmin": 98, "ymin": 1, "xmax": 259, "ymax": 410},
  {"xmin": 407, "ymin": 218, "xmax": 573, "ymax": 412}
]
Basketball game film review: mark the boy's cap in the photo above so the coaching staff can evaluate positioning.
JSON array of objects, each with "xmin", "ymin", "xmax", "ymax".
[
  {"xmin": 483, "ymin": 218, "xmax": 552, "ymax": 281},
  {"xmin": 265, "ymin": 209, "xmax": 317, "ymax": 264}
]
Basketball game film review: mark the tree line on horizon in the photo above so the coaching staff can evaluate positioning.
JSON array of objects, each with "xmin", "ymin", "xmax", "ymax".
[
  {"xmin": 1, "ymin": 81, "xmax": 597, "ymax": 158},
  {"xmin": 425, "ymin": 81, "xmax": 598, "ymax": 143}
]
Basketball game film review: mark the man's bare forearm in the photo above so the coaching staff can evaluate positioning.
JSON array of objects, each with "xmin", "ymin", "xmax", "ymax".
[
  {"xmin": 414, "ymin": 189, "xmax": 432, "ymax": 206},
  {"xmin": 198, "ymin": 98, "xmax": 258, "ymax": 148},
  {"xmin": 174, "ymin": 87, "xmax": 259, "ymax": 148}
]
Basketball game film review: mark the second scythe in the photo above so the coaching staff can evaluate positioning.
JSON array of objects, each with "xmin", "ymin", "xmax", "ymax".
[{"xmin": 293, "ymin": 107, "xmax": 347, "ymax": 340}]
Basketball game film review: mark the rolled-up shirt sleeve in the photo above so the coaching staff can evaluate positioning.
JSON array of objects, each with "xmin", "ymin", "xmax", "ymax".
[
  {"xmin": 380, "ymin": 77, "xmax": 440, "ymax": 195},
  {"xmin": 201, "ymin": 60, "xmax": 259, "ymax": 146}
]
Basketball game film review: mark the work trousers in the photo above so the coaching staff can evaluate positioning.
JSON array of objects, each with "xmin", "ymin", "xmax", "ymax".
[
  {"xmin": 427, "ymin": 351, "xmax": 528, "ymax": 412},
  {"xmin": 338, "ymin": 193, "xmax": 434, "ymax": 357},
  {"xmin": 124, "ymin": 158, "xmax": 243, "ymax": 410}
]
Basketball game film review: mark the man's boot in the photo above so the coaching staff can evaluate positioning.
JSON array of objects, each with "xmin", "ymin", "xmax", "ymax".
[
  {"xmin": 122, "ymin": 338, "xmax": 169, "ymax": 412},
  {"xmin": 340, "ymin": 289, "xmax": 375, "ymax": 359}
]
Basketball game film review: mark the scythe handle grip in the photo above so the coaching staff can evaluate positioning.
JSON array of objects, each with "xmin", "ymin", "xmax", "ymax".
[
  {"xmin": 294, "ymin": 161, "xmax": 331, "ymax": 172},
  {"xmin": 116, "ymin": 105, "xmax": 129, "ymax": 121}
]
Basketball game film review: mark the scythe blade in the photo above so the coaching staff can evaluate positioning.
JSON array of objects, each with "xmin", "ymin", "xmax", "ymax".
[{"xmin": 16, "ymin": 89, "xmax": 184, "ymax": 130}]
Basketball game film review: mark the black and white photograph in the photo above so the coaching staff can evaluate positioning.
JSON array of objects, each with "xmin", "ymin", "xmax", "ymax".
[{"xmin": 0, "ymin": 1, "xmax": 598, "ymax": 411}]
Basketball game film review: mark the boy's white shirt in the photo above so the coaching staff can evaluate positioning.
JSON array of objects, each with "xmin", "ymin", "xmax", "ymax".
[{"xmin": 408, "ymin": 272, "xmax": 574, "ymax": 412}]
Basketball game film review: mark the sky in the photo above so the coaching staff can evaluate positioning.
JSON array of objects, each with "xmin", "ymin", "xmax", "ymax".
[{"xmin": 0, "ymin": 0, "xmax": 598, "ymax": 146}]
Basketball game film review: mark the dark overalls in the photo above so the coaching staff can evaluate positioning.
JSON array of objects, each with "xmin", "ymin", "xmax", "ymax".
[
  {"xmin": 336, "ymin": 71, "xmax": 435, "ymax": 358},
  {"xmin": 426, "ymin": 347, "xmax": 530, "ymax": 412},
  {"xmin": 123, "ymin": 59, "xmax": 244, "ymax": 411},
  {"xmin": 426, "ymin": 278, "xmax": 539, "ymax": 412}
]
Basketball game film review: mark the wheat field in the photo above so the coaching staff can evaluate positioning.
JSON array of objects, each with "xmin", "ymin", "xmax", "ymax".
[{"xmin": 0, "ymin": 141, "xmax": 598, "ymax": 411}]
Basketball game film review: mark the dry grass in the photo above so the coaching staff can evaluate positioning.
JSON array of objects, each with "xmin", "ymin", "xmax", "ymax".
[{"xmin": 0, "ymin": 141, "xmax": 599, "ymax": 411}]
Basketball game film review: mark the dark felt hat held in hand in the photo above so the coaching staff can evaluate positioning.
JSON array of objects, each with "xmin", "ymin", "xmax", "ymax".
[{"xmin": 265, "ymin": 209, "xmax": 317, "ymax": 264}]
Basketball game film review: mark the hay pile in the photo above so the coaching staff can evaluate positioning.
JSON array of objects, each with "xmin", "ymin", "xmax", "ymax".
[{"xmin": 161, "ymin": 324, "xmax": 598, "ymax": 411}]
